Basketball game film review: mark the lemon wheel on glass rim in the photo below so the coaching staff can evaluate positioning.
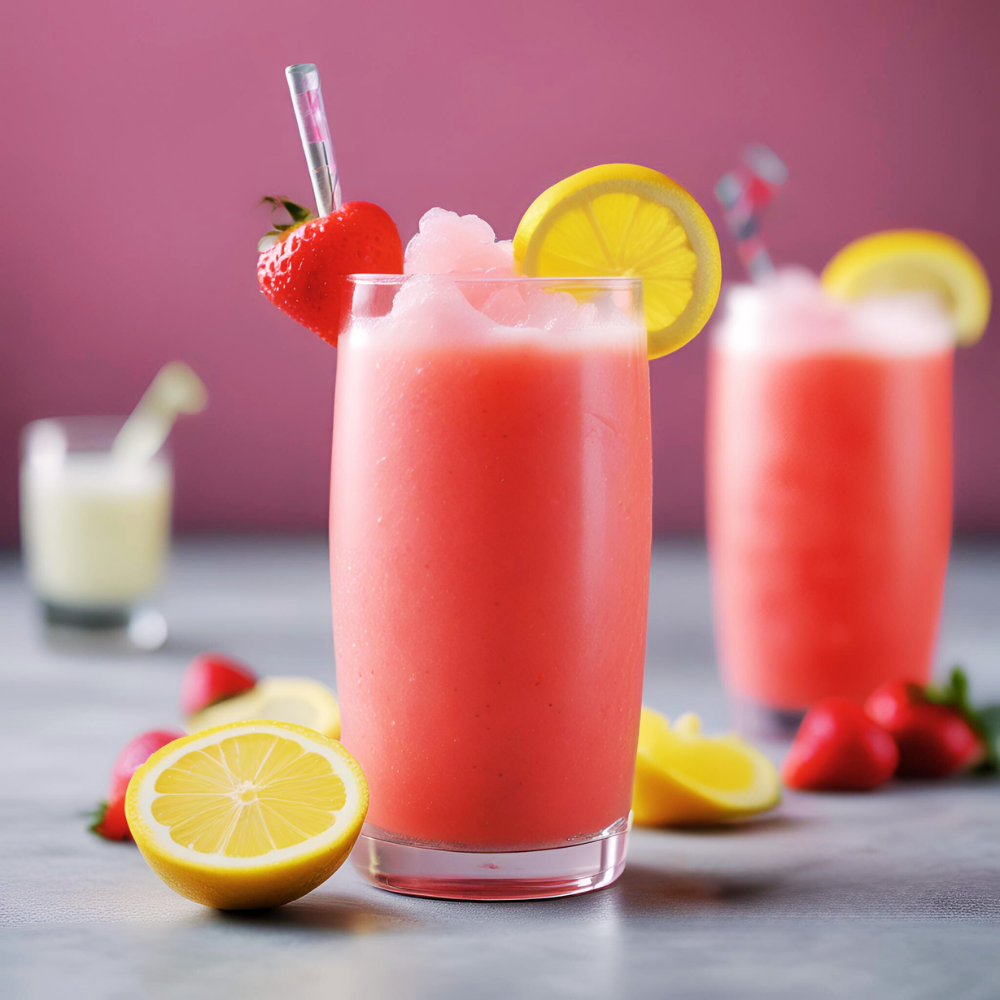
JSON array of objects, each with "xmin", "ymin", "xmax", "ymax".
[
  {"xmin": 514, "ymin": 164, "xmax": 722, "ymax": 359},
  {"xmin": 821, "ymin": 229, "xmax": 991, "ymax": 346}
]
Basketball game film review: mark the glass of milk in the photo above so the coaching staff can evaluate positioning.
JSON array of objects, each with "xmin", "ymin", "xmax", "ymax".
[{"xmin": 20, "ymin": 416, "xmax": 172, "ymax": 637}]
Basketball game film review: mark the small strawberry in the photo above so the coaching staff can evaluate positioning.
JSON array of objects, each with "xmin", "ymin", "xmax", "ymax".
[
  {"xmin": 90, "ymin": 729, "xmax": 184, "ymax": 841},
  {"xmin": 782, "ymin": 698, "xmax": 899, "ymax": 792},
  {"xmin": 865, "ymin": 669, "xmax": 991, "ymax": 778},
  {"xmin": 90, "ymin": 792, "xmax": 131, "ymax": 841},
  {"xmin": 181, "ymin": 652, "xmax": 257, "ymax": 716},
  {"xmin": 257, "ymin": 197, "xmax": 403, "ymax": 346}
]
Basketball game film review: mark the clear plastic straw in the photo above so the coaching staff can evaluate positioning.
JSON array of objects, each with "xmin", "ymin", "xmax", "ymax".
[{"xmin": 285, "ymin": 64, "xmax": 342, "ymax": 217}]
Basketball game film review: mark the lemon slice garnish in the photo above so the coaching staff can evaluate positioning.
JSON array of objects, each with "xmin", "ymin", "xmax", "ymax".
[
  {"xmin": 188, "ymin": 677, "xmax": 341, "ymax": 740},
  {"xmin": 513, "ymin": 164, "xmax": 721, "ymax": 359},
  {"xmin": 632, "ymin": 708, "xmax": 781, "ymax": 826},
  {"xmin": 126, "ymin": 720, "xmax": 367, "ymax": 909},
  {"xmin": 821, "ymin": 229, "xmax": 991, "ymax": 346}
]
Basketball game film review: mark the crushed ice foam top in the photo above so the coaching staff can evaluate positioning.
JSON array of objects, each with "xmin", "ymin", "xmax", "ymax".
[
  {"xmin": 346, "ymin": 209, "xmax": 641, "ymax": 349},
  {"xmin": 716, "ymin": 268, "xmax": 955, "ymax": 356}
]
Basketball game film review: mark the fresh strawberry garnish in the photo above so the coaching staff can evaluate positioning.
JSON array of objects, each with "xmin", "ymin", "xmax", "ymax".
[
  {"xmin": 257, "ymin": 197, "xmax": 403, "ymax": 346},
  {"xmin": 865, "ymin": 669, "xmax": 990, "ymax": 778},
  {"xmin": 782, "ymin": 698, "xmax": 899, "ymax": 792},
  {"xmin": 181, "ymin": 652, "xmax": 257, "ymax": 716},
  {"xmin": 90, "ymin": 729, "xmax": 184, "ymax": 841}
]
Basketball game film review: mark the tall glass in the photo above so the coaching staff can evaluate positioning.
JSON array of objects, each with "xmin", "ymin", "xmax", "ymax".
[
  {"xmin": 331, "ymin": 275, "xmax": 651, "ymax": 899},
  {"xmin": 707, "ymin": 282, "xmax": 953, "ymax": 735}
]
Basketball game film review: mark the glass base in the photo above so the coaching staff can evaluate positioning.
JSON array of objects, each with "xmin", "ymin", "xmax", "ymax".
[
  {"xmin": 40, "ymin": 602, "xmax": 168, "ymax": 653},
  {"xmin": 44, "ymin": 601, "xmax": 134, "ymax": 628},
  {"xmin": 732, "ymin": 697, "xmax": 805, "ymax": 740},
  {"xmin": 353, "ymin": 816, "xmax": 631, "ymax": 900}
]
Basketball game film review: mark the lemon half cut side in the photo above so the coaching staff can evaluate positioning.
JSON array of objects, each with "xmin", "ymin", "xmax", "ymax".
[{"xmin": 125, "ymin": 720, "xmax": 368, "ymax": 909}]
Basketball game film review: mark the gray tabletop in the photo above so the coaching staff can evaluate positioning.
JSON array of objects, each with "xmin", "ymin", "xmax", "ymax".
[{"xmin": 2, "ymin": 539, "xmax": 998, "ymax": 1000}]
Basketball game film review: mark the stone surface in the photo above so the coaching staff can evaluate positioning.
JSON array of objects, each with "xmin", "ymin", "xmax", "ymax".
[{"xmin": 1, "ymin": 539, "xmax": 998, "ymax": 1000}]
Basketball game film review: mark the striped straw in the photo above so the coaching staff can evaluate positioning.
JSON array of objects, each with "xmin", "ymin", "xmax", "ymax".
[
  {"xmin": 285, "ymin": 64, "xmax": 342, "ymax": 217},
  {"xmin": 715, "ymin": 145, "xmax": 787, "ymax": 282}
]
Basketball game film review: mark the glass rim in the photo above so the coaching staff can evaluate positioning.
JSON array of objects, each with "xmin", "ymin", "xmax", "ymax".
[
  {"xmin": 345, "ymin": 273, "xmax": 643, "ymax": 291},
  {"xmin": 21, "ymin": 415, "xmax": 173, "ymax": 459},
  {"xmin": 23, "ymin": 415, "xmax": 131, "ymax": 433}
]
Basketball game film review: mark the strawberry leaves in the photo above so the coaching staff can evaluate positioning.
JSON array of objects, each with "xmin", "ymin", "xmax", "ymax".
[
  {"xmin": 88, "ymin": 800, "xmax": 109, "ymax": 835},
  {"xmin": 925, "ymin": 666, "xmax": 1000, "ymax": 773},
  {"xmin": 976, "ymin": 707, "xmax": 1000, "ymax": 773},
  {"xmin": 258, "ymin": 197, "xmax": 315, "ymax": 251}
]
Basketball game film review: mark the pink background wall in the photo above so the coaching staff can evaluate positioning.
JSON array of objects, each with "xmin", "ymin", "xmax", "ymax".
[{"xmin": 2, "ymin": 0, "xmax": 997, "ymax": 542}]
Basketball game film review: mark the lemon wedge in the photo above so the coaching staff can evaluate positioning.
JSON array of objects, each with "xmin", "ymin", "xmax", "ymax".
[
  {"xmin": 821, "ymin": 229, "xmax": 991, "ymax": 345},
  {"xmin": 513, "ymin": 164, "xmax": 721, "ymax": 359},
  {"xmin": 187, "ymin": 677, "xmax": 340, "ymax": 740},
  {"xmin": 632, "ymin": 708, "xmax": 780, "ymax": 826},
  {"xmin": 125, "ymin": 720, "xmax": 367, "ymax": 909}
]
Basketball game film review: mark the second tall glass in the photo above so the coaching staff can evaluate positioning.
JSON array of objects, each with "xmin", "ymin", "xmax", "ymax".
[
  {"xmin": 330, "ymin": 275, "xmax": 651, "ymax": 899},
  {"xmin": 707, "ymin": 279, "xmax": 953, "ymax": 734}
]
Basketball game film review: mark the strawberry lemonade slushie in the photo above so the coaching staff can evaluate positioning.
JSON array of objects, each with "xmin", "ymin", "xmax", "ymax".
[
  {"xmin": 331, "ymin": 212, "xmax": 652, "ymax": 858},
  {"xmin": 708, "ymin": 271, "xmax": 954, "ymax": 724},
  {"xmin": 259, "ymin": 148, "xmax": 721, "ymax": 899}
]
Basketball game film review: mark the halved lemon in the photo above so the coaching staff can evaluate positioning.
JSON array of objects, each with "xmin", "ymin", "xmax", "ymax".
[
  {"xmin": 513, "ymin": 164, "xmax": 721, "ymax": 359},
  {"xmin": 188, "ymin": 677, "xmax": 340, "ymax": 740},
  {"xmin": 821, "ymin": 229, "xmax": 991, "ymax": 346},
  {"xmin": 125, "ymin": 720, "xmax": 367, "ymax": 909},
  {"xmin": 633, "ymin": 708, "xmax": 780, "ymax": 826}
]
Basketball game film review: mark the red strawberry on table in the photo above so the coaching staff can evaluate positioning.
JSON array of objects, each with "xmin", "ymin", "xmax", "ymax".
[
  {"xmin": 257, "ymin": 197, "xmax": 404, "ymax": 346},
  {"xmin": 865, "ymin": 670, "xmax": 988, "ymax": 778},
  {"xmin": 180, "ymin": 652, "xmax": 257, "ymax": 716},
  {"xmin": 90, "ymin": 729, "xmax": 184, "ymax": 841},
  {"xmin": 782, "ymin": 698, "xmax": 899, "ymax": 792}
]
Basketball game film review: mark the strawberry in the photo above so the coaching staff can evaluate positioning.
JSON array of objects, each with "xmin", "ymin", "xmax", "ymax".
[
  {"xmin": 90, "ymin": 729, "xmax": 183, "ymax": 841},
  {"xmin": 90, "ymin": 792, "xmax": 131, "ymax": 841},
  {"xmin": 865, "ymin": 669, "xmax": 990, "ymax": 778},
  {"xmin": 782, "ymin": 698, "xmax": 899, "ymax": 792},
  {"xmin": 181, "ymin": 652, "xmax": 257, "ymax": 716},
  {"xmin": 257, "ymin": 197, "xmax": 403, "ymax": 346}
]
